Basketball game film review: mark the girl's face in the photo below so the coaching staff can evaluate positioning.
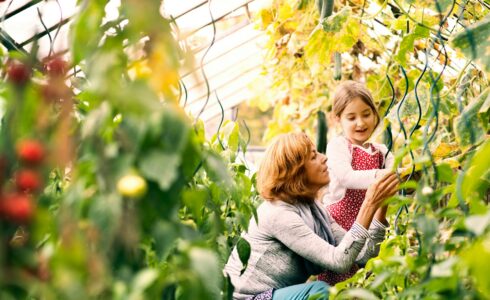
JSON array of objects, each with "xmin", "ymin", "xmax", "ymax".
[
  {"xmin": 305, "ymin": 148, "xmax": 329, "ymax": 189},
  {"xmin": 337, "ymin": 97, "xmax": 377, "ymax": 146}
]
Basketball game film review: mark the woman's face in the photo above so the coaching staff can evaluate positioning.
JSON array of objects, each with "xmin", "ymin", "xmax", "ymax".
[{"xmin": 304, "ymin": 147, "xmax": 329, "ymax": 189}]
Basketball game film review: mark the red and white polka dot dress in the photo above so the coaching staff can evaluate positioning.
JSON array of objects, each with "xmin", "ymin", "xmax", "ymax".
[{"xmin": 318, "ymin": 142, "xmax": 384, "ymax": 285}]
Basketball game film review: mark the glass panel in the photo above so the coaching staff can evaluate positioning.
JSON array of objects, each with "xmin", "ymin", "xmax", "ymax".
[
  {"xmin": 187, "ymin": 65, "xmax": 261, "ymax": 119},
  {"xmin": 24, "ymin": 19, "xmax": 72, "ymax": 58},
  {"xmin": 0, "ymin": 0, "xmax": 35, "ymax": 16},
  {"xmin": 1, "ymin": 0, "xmax": 77, "ymax": 46},
  {"xmin": 162, "ymin": 0, "xmax": 206, "ymax": 18},
  {"xmin": 2, "ymin": 5, "xmax": 41, "ymax": 43}
]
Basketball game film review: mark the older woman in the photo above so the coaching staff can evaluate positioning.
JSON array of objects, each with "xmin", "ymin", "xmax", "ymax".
[{"xmin": 224, "ymin": 132, "xmax": 399, "ymax": 300}]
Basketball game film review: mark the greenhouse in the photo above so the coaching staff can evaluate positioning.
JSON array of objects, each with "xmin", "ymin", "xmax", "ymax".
[{"xmin": 0, "ymin": 0, "xmax": 489, "ymax": 299}]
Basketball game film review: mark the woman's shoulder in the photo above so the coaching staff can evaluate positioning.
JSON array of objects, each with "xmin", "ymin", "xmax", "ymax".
[
  {"xmin": 260, "ymin": 200, "xmax": 299, "ymax": 213},
  {"xmin": 257, "ymin": 200, "xmax": 299, "ymax": 217},
  {"xmin": 255, "ymin": 200, "xmax": 302, "ymax": 229}
]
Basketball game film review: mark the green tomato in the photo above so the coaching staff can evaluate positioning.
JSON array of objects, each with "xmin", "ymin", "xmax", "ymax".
[{"xmin": 117, "ymin": 174, "xmax": 147, "ymax": 198}]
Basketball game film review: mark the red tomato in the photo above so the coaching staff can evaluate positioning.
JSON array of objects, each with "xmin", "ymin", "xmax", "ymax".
[
  {"xmin": 16, "ymin": 169, "xmax": 42, "ymax": 192},
  {"xmin": 44, "ymin": 57, "xmax": 68, "ymax": 77},
  {"xmin": 0, "ymin": 193, "xmax": 34, "ymax": 223},
  {"xmin": 7, "ymin": 61, "xmax": 31, "ymax": 86},
  {"xmin": 16, "ymin": 140, "xmax": 45, "ymax": 165}
]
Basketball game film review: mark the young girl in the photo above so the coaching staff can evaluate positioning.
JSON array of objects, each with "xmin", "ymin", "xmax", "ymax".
[{"xmin": 318, "ymin": 80, "xmax": 394, "ymax": 285}]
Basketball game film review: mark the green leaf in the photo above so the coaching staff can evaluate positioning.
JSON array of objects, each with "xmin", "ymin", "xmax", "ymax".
[
  {"xmin": 189, "ymin": 247, "xmax": 222, "ymax": 298},
  {"xmin": 159, "ymin": 106, "xmax": 191, "ymax": 153},
  {"xmin": 194, "ymin": 119, "xmax": 206, "ymax": 143},
  {"xmin": 465, "ymin": 212, "xmax": 490, "ymax": 236},
  {"xmin": 369, "ymin": 271, "xmax": 391, "ymax": 289},
  {"xmin": 452, "ymin": 15, "xmax": 490, "ymax": 72},
  {"xmin": 391, "ymin": 16, "xmax": 409, "ymax": 32},
  {"xmin": 227, "ymin": 123, "xmax": 240, "ymax": 153},
  {"xmin": 321, "ymin": 7, "xmax": 350, "ymax": 33},
  {"xmin": 236, "ymin": 237, "xmax": 251, "ymax": 266},
  {"xmin": 182, "ymin": 189, "xmax": 208, "ymax": 223},
  {"xmin": 304, "ymin": 28, "xmax": 333, "ymax": 73},
  {"xmin": 237, "ymin": 237, "xmax": 251, "ymax": 275},
  {"xmin": 223, "ymin": 273, "xmax": 235, "ymax": 300},
  {"xmin": 433, "ymin": 0, "xmax": 454, "ymax": 14},
  {"xmin": 113, "ymin": 80, "xmax": 162, "ymax": 116},
  {"xmin": 88, "ymin": 193, "xmax": 122, "ymax": 252},
  {"xmin": 307, "ymin": 293, "xmax": 326, "ymax": 300},
  {"xmin": 236, "ymin": 172, "xmax": 252, "ymax": 199},
  {"xmin": 396, "ymin": 35, "xmax": 416, "ymax": 67},
  {"xmin": 338, "ymin": 288, "xmax": 379, "ymax": 300},
  {"xmin": 415, "ymin": 215, "xmax": 438, "ymax": 243},
  {"xmin": 430, "ymin": 257, "xmax": 458, "ymax": 277},
  {"xmin": 461, "ymin": 239, "xmax": 490, "ymax": 296},
  {"xmin": 297, "ymin": 0, "xmax": 310, "ymax": 10},
  {"xmin": 130, "ymin": 269, "xmax": 159, "ymax": 295},
  {"xmin": 139, "ymin": 151, "xmax": 180, "ymax": 190},
  {"xmin": 413, "ymin": 24, "xmax": 430, "ymax": 38},
  {"xmin": 204, "ymin": 152, "xmax": 232, "ymax": 186},
  {"xmin": 454, "ymin": 92, "xmax": 486, "ymax": 149},
  {"xmin": 81, "ymin": 101, "xmax": 112, "ymax": 138},
  {"xmin": 180, "ymin": 134, "xmax": 203, "ymax": 179},
  {"xmin": 479, "ymin": 93, "xmax": 490, "ymax": 114},
  {"xmin": 395, "ymin": 25, "xmax": 429, "ymax": 67},
  {"xmin": 460, "ymin": 139, "xmax": 490, "ymax": 210},
  {"xmin": 436, "ymin": 163, "xmax": 454, "ymax": 183},
  {"xmin": 152, "ymin": 221, "xmax": 178, "ymax": 259},
  {"xmin": 70, "ymin": 1, "xmax": 106, "ymax": 65}
]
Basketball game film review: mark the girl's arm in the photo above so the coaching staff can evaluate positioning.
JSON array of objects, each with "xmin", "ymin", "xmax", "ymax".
[{"xmin": 327, "ymin": 137, "xmax": 378, "ymax": 189}]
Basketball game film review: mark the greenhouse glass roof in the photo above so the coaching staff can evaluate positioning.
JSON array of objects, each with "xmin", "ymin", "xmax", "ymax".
[
  {"xmin": 0, "ymin": 0, "xmax": 486, "ymax": 127},
  {"xmin": 0, "ymin": 0, "xmax": 269, "ymax": 125}
]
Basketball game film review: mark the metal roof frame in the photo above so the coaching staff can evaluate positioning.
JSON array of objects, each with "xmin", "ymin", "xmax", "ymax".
[{"xmin": 0, "ymin": 0, "xmax": 487, "ymax": 125}]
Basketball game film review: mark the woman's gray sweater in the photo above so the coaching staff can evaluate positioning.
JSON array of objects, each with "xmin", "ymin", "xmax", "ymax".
[{"xmin": 223, "ymin": 200, "xmax": 387, "ymax": 300}]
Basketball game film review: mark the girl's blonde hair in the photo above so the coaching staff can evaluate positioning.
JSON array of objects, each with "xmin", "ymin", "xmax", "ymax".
[
  {"xmin": 257, "ymin": 132, "xmax": 317, "ymax": 204},
  {"xmin": 333, "ymin": 81, "xmax": 380, "ymax": 127}
]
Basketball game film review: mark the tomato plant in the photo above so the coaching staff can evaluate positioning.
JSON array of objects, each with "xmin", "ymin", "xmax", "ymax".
[{"xmin": 0, "ymin": 1, "xmax": 256, "ymax": 299}]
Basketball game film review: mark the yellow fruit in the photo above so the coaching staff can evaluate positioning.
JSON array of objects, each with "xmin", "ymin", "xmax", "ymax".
[{"xmin": 117, "ymin": 174, "xmax": 147, "ymax": 198}]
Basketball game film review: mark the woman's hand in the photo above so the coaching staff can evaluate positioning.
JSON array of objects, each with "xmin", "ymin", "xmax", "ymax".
[
  {"xmin": 365, "ymin": 172, "xmax": 399, "ymax": 209},
  {"xmin": 356, "ymin": 172, "xmax": 399, "ymax": 229}
]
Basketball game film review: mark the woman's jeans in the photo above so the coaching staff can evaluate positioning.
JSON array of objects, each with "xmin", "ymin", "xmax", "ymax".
[{"xmin": 272, "ymin": 281, "xmax": 329, "ymax": 300}]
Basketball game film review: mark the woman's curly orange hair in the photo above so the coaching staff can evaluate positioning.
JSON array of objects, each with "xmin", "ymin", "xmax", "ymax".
[{"xmin": 257, "ymin": 132, "xmax": 317, "ymax": 204}]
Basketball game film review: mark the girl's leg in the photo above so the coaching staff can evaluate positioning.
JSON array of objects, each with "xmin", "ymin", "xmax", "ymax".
[{"xmin": 272, "ymin": 281, "xmax": 329, "ymax": 300}]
